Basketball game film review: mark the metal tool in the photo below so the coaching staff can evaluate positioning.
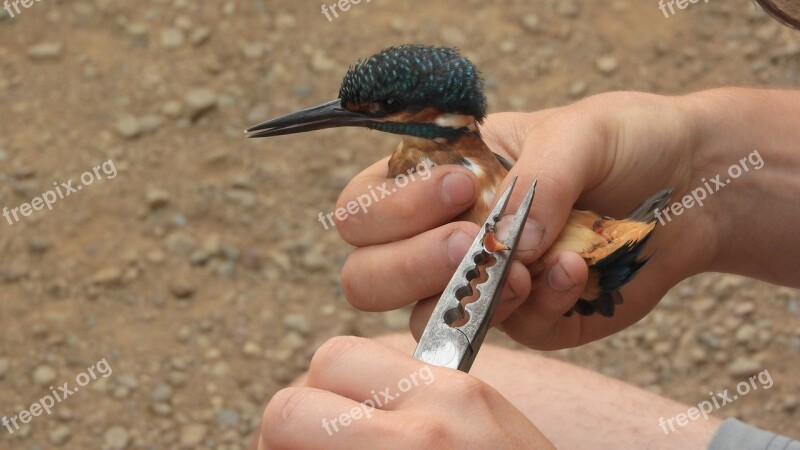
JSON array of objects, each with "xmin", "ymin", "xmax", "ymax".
[{"xmin": 413, "ymin": 177, "xmax": 537, "ymax": 372}]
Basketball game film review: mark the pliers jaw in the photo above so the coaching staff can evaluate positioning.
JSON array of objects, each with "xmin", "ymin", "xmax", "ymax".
[{"xmin": 414, "ymin": 177, "xmax": 537, "ymax": 372}]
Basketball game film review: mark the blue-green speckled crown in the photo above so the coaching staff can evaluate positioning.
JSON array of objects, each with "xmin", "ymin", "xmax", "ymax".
[{"xmin": 338, "ymin": 45, "xmax": 487, "ymax": 121}]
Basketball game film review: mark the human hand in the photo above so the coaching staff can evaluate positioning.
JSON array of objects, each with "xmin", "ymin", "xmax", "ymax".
[
  {"xmin": 336, "ymin": 91, "xmax": 720, "ymax": 350},
  {"xmin": 256, "ymin": 336, "xmax": 553, "ymax": 449}
]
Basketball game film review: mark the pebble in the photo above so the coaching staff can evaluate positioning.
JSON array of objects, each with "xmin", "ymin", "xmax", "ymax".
[
  {"xmin": 735, "ymin": 324, "xmax": 757, "ymax": 343},
  {"xmin": 242, "ymin": 341, "xmax": 261, "ymax": 357},
  {"xmin": 311, "ymin": 51, "xmax": 336, "ymax": 73},
  {"xmin": 595, "ymin": 56, "xmax": 619, "ymax": 74},
  {"xmin": 733, "ymin": 301, "xmax": 756, "ymax": 316},
  {"xmin": 169, "ymin": 279, "xmax": 196, "ymax": 299},
  {"xmin": 283, "ymin": 313, "xmax": 311, "ymax": 335},
  {"xmin": 520, "ymin": 14, "xmax": 541, "ymax": 33},
  {"xmin": 115, "ymin": 115, "xmax": 141, "ymax": 139},
  {"xmin": 27, "ymin": 42, "xmax": 64, "ymax": 60},
  {"xmin": 242, "ymin": 42, "xmax": 265, "ymax": 60},
  {"xmin": 33, "ymin": 364, "xmax": 57, "ymax": 386},
  {"xmin": 145, "ymin": 188, "xmax": 170, "ymax": 210},
  {"xmin": 91, "ymin": 267, "xmax": 123, "ymax": 286},
  {"xmin": 104, "ymin": 425, "xmax": 131, "ymax": 450},
  {"xmin": 728, "ymin": 357, "xmax": 762, "ymax": 378},
  {"xmin": 184, "ymin": 89, "xmax": 218, "ymax": 119},
  {"xmin": 568, "ymin": 81, "xmax": 588, "ymax": 98},
  {"xmin": 180, "ymin": 423, "xmax": 207, "ymax": 447},
  {"xmin": 190, "ymin": 27, "xmax": 212, "ymax": 46},
  {"xmin": 556, "ymin": 1, "xmax": 581, "ymax": 17},
  {"xmin": 48, "ymin": 425, "xmax": 72, "ymax": 445},
  {"xmin": 161, "ymin": 28, "xmax": 185, "ymax": 48},
  {"xmin": 440, "ymin": 27, "xmax": 468, "ymax": 46},
  {"xmin": 162, "ymin": 100, "xmax": 183, "ymax": 118},
  {"xmin": 150, "ymin": 382, "xmax": 173, "ymax": 402}
]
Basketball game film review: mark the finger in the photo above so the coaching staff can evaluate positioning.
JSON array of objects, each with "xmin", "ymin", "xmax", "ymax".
[
  {"xmin": 489, "ymin": 114, "xmax": 606, "ymax": 266},
  {"xmin": 340, "ymin": 221, "xmax": 479, "ymax": 312},
  {"xmin": 479, "ymin": 111, "xmax": 557, "ymax": 160},
  {"xmin": 335, "ymin": 160, "xmax": 479, "ymax": 246},
  {"xmin": 261, "ymin": 386, "xmax": 393, "ymax": 449},
  {"xmin": 408, "ymin": 261, "xmax": 532, "ymax": 340},
  {"xmin": 499, "ymin": 251, "xmax": 589, "ymax": 350},
  {"xmin": 305, "ymin": 337, "xmax": 438, "ymax": 408}
]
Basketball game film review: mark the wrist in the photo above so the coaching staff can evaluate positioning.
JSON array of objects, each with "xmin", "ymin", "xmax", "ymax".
[{"xmin": 680, "ymin": 88, "xmax": 800, "ymax": 282}]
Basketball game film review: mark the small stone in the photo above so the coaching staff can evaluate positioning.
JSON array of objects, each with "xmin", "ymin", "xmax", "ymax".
[
  {"xmin": 169, "ymin": 279, "xmax": 196, "ymax": 299},
  {"xmin": 190, "ymin": 27, "xmax": 212, "ymax": 46},
  {"xmin": 91, "ymin": 267, "xmax": 123, "ymax": 286},
  {"xmin": 150, "ymin": 382, "xmax": 173, "ymax": 402},
  {"xmin": 145, "ymin": 188, "xmax": 170, "ymax": 210},
  {"xmin": 161, "ymin": 28, "xmax": 185, "ymax": 48},
  {"xmin": 283, "ymin": 313, "xmax": 311, "ymax": 335},
  {"xmin": 184, "ymin": 89, "xmax": 218, "ymax": 120},
  {"xmin": 499, "ymin": 40, "xmax": 516, "ymax": 54},
  {"xmin": 162, "ymin": 100, "xmax": 183, "ymax": 118},
  {"xmin": 440, "ymin": 27, "xmax": 468, "ymax": 46},
  {"xmin": 48, "ymin": 425, "xmax": 72, "ymax": 445},
  {"xmin": 28, "ymin": 42, "xmax": 63, "ymax": 60},
  {"xmin": 115, "ymin": 115, "xmax": 141, "ymax": 139},
  {"xmin": 242, "ymin": 42, "xmax": 265, "ymax": 59},
  {"xmin": 568, "ymin": 81, "xmax": 588, "ymax": 98},
  {"xmin": 733, "ymin": 301, "xmax": 756, "ymax": 316},
  {"xmin": 150, "ymin": 402, "xmax": 172, "ymax": 415},
  {"xmin": 179, "ymin": 424, "xmax": 207, "ymax": 447},
  {"xmin": 242, "ymin": 341, "xmax": 261, "ymax": 357},
  {"xmin": 728, "ymin": 357, "xmax": 762, "ymax": 378},
  {"xmin": 595, "ymin": 56, "xmax": 619, "ymax": 75},
  {"xmin": 33, "ymin": 364, "xmax": 57, "ymax": 386},
  {"xmin": 104, "ymin": 426, "xmax": 130, "ymax": 450},
  {"xmin": 520, "ymin": 14, "xmax": 540, "ymax": 33},
  {"xmin": 556, "ymin": 0, "xmax": 580, "ymax": 17},
  {"xmin": 311, "ymin": 51, "xmax": 336, "ymax": 73},
  {"xmin": 735, "ymin": 324, "xmax": 757, "ymax": 343},
  {"xmin": 138, "ymin": 115, "xmax": 163, "ymax": 134}
]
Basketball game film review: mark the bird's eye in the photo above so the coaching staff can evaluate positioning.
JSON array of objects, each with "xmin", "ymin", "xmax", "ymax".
[{"xmin": 381, "ymin": 98, "xmax": 403, "ymax": 113}]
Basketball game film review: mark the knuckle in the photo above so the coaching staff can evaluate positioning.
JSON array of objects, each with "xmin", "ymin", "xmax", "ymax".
[
  {"xmin": 309, "ymin": 336, "xmax": 366, "ymax": 376},
  {"xmin": 339, "ymin": 253, "xmax": 380, "ymax": 310},
  {"xmin": 261, "ymin": 388, "xmax": 307, "ymax": 441},
  {"xmin": 448, "ymin": 375, "xmax": 500, "ymax": 411},
  {"xmin": 407, "ymin": 417, "xmax": 454, "ymax": 448}
]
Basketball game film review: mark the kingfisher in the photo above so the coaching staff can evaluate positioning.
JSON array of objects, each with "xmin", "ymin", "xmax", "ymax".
[{"xmin": 246, "ymin": 44, "xmax": 671, "ymax": 317}]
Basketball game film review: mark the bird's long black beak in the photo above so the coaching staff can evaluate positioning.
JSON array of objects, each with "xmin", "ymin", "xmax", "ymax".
[{"xmin": 245, "ymin": 99, "xmax": 372, "ymax": 138}]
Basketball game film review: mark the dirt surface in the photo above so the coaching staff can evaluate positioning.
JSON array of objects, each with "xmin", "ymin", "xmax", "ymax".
[{"xmin": 0, "ymin": 0, "xmax": 798, "ymax": 448}]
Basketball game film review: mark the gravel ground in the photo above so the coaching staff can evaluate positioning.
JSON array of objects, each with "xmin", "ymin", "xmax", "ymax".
[{"xmin": 0, "ymin": 0, "xmax": 798, "ymax": 448}]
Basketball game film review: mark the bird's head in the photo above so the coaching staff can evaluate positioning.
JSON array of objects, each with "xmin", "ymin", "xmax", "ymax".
[{"xmin": 246, "ymin": 45, "xmax": 486, "ymax": 142}]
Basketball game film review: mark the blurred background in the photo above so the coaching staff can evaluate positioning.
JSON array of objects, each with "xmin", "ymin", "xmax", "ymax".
[{"xmin": 0, "ymin": 0, "xmax": 798, "ymax": 448}]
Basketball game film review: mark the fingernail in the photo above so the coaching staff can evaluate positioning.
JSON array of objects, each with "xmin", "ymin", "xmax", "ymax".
[
  {"xmin": 447, "ymin": 230, "xmax": 472, "ymax": 267},
  {"xmin": 440, "ymin": 172, "xmax": 474, "ymax": 207},
  {"xmin": 517, "ymin": 219, "xmax": 544, "ymax": 253},
  {"xmin": 548, "ymin": 261, "xmax": 576, "ymax": 292}
]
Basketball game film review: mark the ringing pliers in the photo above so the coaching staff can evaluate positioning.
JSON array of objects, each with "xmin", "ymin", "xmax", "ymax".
[{"xmin": 414, "ymin": 177, "xmax": 537, "ymax": 372}]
